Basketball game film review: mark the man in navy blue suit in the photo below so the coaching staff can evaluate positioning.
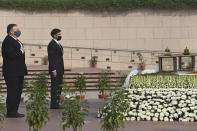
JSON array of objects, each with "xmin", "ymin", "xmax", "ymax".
[
  {"xmin": 2, "ymin": 24, "xmax": 27, "ymax": 118},
  {"xmin": 48, "ymin": 29, "xmax": 64, "ymax": 109}
]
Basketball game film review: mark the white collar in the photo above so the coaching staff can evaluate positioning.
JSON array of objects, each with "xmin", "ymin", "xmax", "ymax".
[
  {"xmin": 9, "ymin": 35, "xmax": 17, "ymax": 40},
  {"xmin": 53, "ymin": 38, "xmax": 60, "ymax": 45}
]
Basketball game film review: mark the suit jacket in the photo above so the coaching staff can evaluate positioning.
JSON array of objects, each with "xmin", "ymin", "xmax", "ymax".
[
  {"xmin": 47, "ymin": 39, "xmax": 64, "ymax": 75},
  {"xmin": 1, "ymin": 35, "xmax": 27, "ymax": 76}
]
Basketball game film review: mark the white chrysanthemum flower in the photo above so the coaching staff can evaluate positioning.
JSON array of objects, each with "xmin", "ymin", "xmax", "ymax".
[
  {"xmin": 128, "ymin": 111, "xmax": 133, "ymax": 115},
  {"xmin": 170, "ymin": 119, "xmax": 173, "ymax": 122},
  {"xmin": 174, "ymin": 113, "xmax": 178, "ymax": 118},
  {"xmin": 158, "ymin": 105, "xmax": 163, "ymax": 109},
  {"xmin": 186, "ymin": 100, "xmax": 191, "ymax": 103},
  {"xmin": 154, "ymin": 113, "xmax": 159, "ymax": 117},
  {"xmin": 164, "ymin": 117, "xmax": 169, "ymax": 121},
  {"xmin": 172, "ymin": 100, "xmax": 178, "ymax": 105},
  {"xmin": 131, "ymin": 117, "xmax": 136, "ymax": 121},
  {"xmin": 181, "ymin": 95, "xmax": 187, "ymax": 99},
  {"xmin": 164, "ymin": 112, "xmax": 169, "ymax": 117},
  {"xmin": 159, "ymin": 116, "xmax": 164, "ymax": 121},
  {"xmin": 160, "ymin": 112, "xmax": 164, "ymax": 117},
  {"xmin": 146, "ymin": 116, "xmax": 151, "ymax": 121},
  {"xmin": 190, "ymin": 107, "xmax": 195, "ymax": 110},
  {"xmin": 126, "ymin": 117, "xmax": 130, "ymax": 121},
  {"xmin": 157, "ymin": 109, "xmax": 162, "ymax": 112},
  {"xmin": 153, "ymin": 117, "xmax": 158, "ymax": 121},
  {"xmin": 183, "ymin": 119, "xmax": 189, "ymax": 122},
  {"xmin": 137, "ymin": 117, "xmax": 141, "ymax": 121}
]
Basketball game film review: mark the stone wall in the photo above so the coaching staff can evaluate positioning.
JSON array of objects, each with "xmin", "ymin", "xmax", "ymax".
[{"xmin": 0, "ymin": 10, "xmax": 197, "ymax": 70}]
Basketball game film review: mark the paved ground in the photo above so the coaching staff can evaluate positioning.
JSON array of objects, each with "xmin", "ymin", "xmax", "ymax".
[{"xmin": 1, "ymin": 99, "xmax": 197, "ymax": 131}]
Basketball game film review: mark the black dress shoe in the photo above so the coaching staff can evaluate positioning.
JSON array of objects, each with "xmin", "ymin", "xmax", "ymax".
[
  {"xmin": 7, "ymin": 112, "xmax": 25, "ymax": 118},
  {"xmin": 16, "ymin": 112, "xmax": 25, "ymax": 117}
]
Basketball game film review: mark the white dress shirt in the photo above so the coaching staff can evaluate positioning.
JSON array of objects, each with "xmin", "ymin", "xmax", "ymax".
[
  {"xmin": 53, "ymin": 38, "xmax": 62, "ymax": 51},
  {"xmin": 52, "ymin": 39, "xmax": 63, "ymax": 73},
  {"xmin": 10, "ymin": 35, "xmax": 24, "ymax": 54}
]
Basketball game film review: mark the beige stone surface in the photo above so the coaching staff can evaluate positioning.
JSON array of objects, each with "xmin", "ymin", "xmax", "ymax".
[{"xmin": 0, "ymin": 10, "xmax": 197, "ymax": 70}]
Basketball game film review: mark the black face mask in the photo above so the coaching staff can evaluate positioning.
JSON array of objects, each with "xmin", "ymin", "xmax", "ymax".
[
  {"xmin": 57, "ymin": 36, "xmax": 62, "ymax": 41},
  {"xmin": 14, "ymin": 30, "xmax": 21, "ymax": 37}
]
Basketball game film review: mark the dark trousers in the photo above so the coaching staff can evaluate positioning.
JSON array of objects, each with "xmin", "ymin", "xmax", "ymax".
[
  {"xmin": 4, "ymin": 76, "xmax": 24, "ymax": 114},
  {"xmin": 50, "ymin": 75, "xmax": 63, "ymax": 108}
]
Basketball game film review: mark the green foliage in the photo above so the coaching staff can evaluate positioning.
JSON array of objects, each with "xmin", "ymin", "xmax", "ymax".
[
  {"xmin": 96, "ymin": 71, "xmax": 111, "ymax": 95},
  {"xmin": 100, "ymin": 89, "xmax": 130, "ymax": 131},
  {"xmin": 130, "ymin": 75, "xmax": 197, "ymax": 89},
  {"xmin": 61, "ymin": 80, "xmax": 74, "ymax": 97},
  {"xmin": 0, "ymin": 96, "xmax": 6, "ymax": 128},
  {"xmin": 1, "ymin": 0, "xmax": 197, "ymax": 11},
  {"xmin": 43, "ymin": 56, "xmax": 48, "ymax": 61},
  {"xmin": 26, "ymin": 72, "xmax": 49, "ymax": 131},
  {"xmin": 136, "ymin": 52, "xmax": 145, "ymax": 64},
  {"xmin": 0, "ymin": 82, "xmax": 6, "ymax": 128},
  {"xmin": 90, "ymin": 56, "xmax": 98, "ymax": 63},
  {"xmin": 61, "ymin": 96, "xmax": 89, "ymax": 131},
  {"xmin": 24, "ymin": 77, "xmax": 33, "ymax": 92},
  {"xmin": 74, "ymin": 74, "xmax": 86, "ymax": 96},
  {"xmin": 116, "ymin": 72, "xmax": 127, "ymax": 88}
]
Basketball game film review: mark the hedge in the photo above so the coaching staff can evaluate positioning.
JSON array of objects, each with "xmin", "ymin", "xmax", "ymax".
[
  {"xmin": 0, "ymin": 0, "xmax": 197, "ymax": 12},
  {"xmin": 130, "ymin": 75, "xmax": 197, "ymax": 89}
]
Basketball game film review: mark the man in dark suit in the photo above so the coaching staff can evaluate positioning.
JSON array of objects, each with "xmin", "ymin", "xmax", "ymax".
[
  {"xmin": 1, "ymin": 24, "xmax": 27, "ymax": 118},
  {"xmin": 48, "ymin": 29, "xmax": 64, "ymax": 109}
]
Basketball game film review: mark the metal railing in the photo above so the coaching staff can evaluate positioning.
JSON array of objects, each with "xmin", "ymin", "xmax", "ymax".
[{"xmin": 2, "ymin": 41, "xmax": 197, "ymax": 70}]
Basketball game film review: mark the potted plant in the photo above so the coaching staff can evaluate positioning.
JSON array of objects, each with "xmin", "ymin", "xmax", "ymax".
[
  {"xmin": 100, "ymin": 89, "xmax": 130, "ymax": 131},
  {"xmin": 60, "ymin": 80, "xmax": 74, "ymax": 101},
  {"xmin": 90, "ymin": 56, "xmax": 98, "ymax": 68},
  {"xmin": 43, "ymin": 56, "xmax": 49, "ymax": 65},
  {"xmin": 96, "ymin": 71, "xmax": 111, "ymax": 99},
  {"xmin": 136, "ymin": 52, "xmax": 145, "ymax": 70},
  {"xmin": 61, "ymin": 96, "xmax": 89, "ymax": 131},
  {"xmin": 26, "ymin": 72, "xmax": 49, "ymax": 131},
  {"xmin": 74, "ymin": 74, "xmax": 86, "ymax": 100}
]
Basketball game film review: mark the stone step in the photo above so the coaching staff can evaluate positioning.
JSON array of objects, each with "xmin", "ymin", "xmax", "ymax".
[{"xmin": 0, "ymin": 65, "xmax": 126, "ymax": 92}]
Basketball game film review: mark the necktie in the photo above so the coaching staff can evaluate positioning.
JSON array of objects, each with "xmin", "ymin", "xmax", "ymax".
[
  {"xmin": 16, "ymin": 39, "xmax": 23, "ymax": 47},
  {"xmin": 57, "ymin": 42, "xmax": 63, "ymax": 51}
]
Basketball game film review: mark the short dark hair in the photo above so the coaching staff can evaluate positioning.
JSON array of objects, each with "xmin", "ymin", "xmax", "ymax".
[
  {"xmin": 51, "ymin": 28, "xmax": 61, "ymax": 37},
  {"xmin": 7, "ymin": 24, "xmax": 17, "ymax": 34}
]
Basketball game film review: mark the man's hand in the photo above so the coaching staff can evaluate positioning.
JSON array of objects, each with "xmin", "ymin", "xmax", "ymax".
[
  {"xmin": 52, "ymin": 71, "xmax": 57, "ymax": 77},
  {"xmin": 21, "ymin": 47, "xmax": 25, "ymax": 53}
]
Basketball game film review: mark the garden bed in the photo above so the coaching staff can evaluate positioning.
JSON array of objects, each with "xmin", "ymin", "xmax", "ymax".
[
  {"xmin": 99, "ymin": 75, "xmax": 197, "ymax": 122},
  {"xmin": 124, "ymin": 88, "xmax": 197, "ymax": 122}
]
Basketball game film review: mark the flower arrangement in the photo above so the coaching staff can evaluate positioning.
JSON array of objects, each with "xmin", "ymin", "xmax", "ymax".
[
  {"xmin": 98, "ymin": 75, "xmax": 197, "ymax": 122},
  {"xmin": 99, "ymin": 88, "xmax": 197, "ymax": 122},
  {"xmin": 130, "ymin": 75, "xmax": 197, "ymax": 89},
  {"xmin": 124, "ymin": 88, "xmax": 197, "ymax": 122}
]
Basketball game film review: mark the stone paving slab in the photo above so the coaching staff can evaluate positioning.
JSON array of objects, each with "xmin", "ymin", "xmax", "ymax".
[{"xmin": 1, "ymin": 99, "xmax": 197, "ymax": 131}]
